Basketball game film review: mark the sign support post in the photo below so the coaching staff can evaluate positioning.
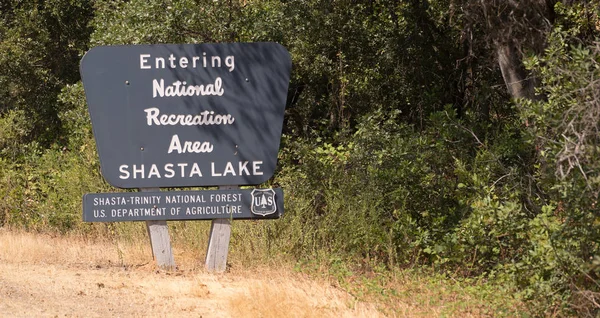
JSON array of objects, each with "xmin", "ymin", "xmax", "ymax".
[
  {"xmin": 141, "ymin": 188, "xmax": 175, "ymax": 270},
  {"xmin": 205, "ymin": 185, "xmax": 237, "ymax": 272}
]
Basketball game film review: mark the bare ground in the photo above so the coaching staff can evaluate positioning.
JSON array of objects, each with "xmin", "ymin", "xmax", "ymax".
[{"xmin": 0, "ymin": 229, "xmax": 382, "ymax": 318}]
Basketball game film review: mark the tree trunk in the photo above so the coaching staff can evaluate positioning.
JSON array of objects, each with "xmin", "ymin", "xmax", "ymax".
[{"xmin": 496, "ymin": 40, "xmax": 536, "ymax": 100}]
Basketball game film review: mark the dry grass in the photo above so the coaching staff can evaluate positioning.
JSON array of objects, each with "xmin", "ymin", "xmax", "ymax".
[
  {"xmin": 0, "ymin": 226, "xmax": 151, "ymax": 266},
  {"xmin": 227, "ymin": 271, "xmax": 385, "ymax": 318},
  {"xmin": 330, "ymin": 268, "xmax": 529, "ymax": 317},
  {"xmin": 0, "ymin": 227, "xmax": 384, "ymax": 317},
  {"xmin": 0, "ymin": 227, "xmax": 527, "ymax": 317}
]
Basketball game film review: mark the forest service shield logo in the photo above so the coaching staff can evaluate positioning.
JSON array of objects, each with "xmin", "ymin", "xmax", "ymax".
[{"xmin": 251, "ymin": 189, "xmax": 277, "ymax": 216}]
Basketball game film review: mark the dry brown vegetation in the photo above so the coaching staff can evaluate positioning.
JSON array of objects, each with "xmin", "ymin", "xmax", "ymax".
[
  {"xmin": 0, "ymin": 227, "xmax": 528, "ymax": 317},
  {"xmin": 0, "ymin": 228, "xmax": 384, "ymax": 317},
  {"xmin": 0, "ymin": 228, "xmax": 522, "ymax": 317}
]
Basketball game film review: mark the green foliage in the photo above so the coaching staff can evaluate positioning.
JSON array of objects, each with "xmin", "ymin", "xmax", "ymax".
[
  {"xmin": 515, "ymin": 15, "xmax": 600, "ymax": 312},
  {"xmin": 0, "ymin": 0, "xmax": 94, "ymax": 152},
  {"xmin": 91, "ymin": 0, "xmax": 243, "ymax": 45},
  {"xmin": 2, "ymin": 0, "xmax": 600, "ymax": 315},
  {"xmin": 0, "ymin": 80, "xmax": 110, "ymax": 231},
  {"xmin": 0, "ymin": 143, "xmax": 110, "ymax": 231},
  {"xmin": 0, "ymin": 109, "xmax": 33, "ymax": 159},
  {"xmin": 271, "ymin": 109, "xmax": 461, "ymax": 265}
]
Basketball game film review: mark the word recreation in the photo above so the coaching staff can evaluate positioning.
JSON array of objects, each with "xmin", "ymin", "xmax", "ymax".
[{"xmin": 83, "ymin": 188, "xmax": 284, "ymax": 222}]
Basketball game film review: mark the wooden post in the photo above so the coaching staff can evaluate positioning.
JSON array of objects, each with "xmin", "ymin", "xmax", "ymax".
[
  {"xmin": 205, "ymin": 185, "xmax": 237, "ymax": 272},
  {"xmin": 141, "ymin": 188, "xmax": 175, "ymax": 270}
]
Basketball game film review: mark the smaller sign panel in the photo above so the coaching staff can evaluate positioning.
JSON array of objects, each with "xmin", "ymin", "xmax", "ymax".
[{"xmin": 83, "ymin": 188, "xmax": 284, "ymax": 222}]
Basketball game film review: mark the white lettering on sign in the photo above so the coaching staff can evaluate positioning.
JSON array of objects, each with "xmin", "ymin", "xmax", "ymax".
[
  {"xmin": 140, "ymin": 54, "xmax": 151, "ymax": 69},
  {"xmin": 117, "ymin": 161, "xmax": 264, "ymax": 179},
  {"xmin": 139, "ymin": 53, "xmax": 235, "ymax": 72},
  {"xmin": 167, "ymin": 134, "xmax": 213, "ymax": 154},
  {"xmin": 112, "ymin": 207, "xmax": 166, "ymax": 218},
  {"xmin": 239, "ymin": 161, "xmax": 250, "ymax": 175},
  {"xmin": 148, "ymin": 165, "xmax": 161, "ymax": 178},
  {"xmin": 165, "ymin": 194, "xmax": 207, "ymax": 204},
  {"xmin": 211, "ymin": 161, "xmax": 262, "ymax": 177},
  {"xmin": 92, "ymin": 195, "xmax": 163, "ymax": 206},
  {"xmin": 164, "ymin": 164, "xmax": 175, "ymax": 178},
  {"xmin": 153, "ymin": 78, "xmax": 224, "ymax": 97},
  {"xmin": 144, "ymin": 108, "xmax": 235, "ymax": 126},
  {"xmin": 93, "ymin": 196, "xmax": 127, "ymax": 205},
  {"xmin": 209, "ymin": 193, "xmax": 242, "ymax": 202},
  {"xmin": 253, "ymin": 161, "xmax": 264, "ymax": 176},
  {"xmin": 185, "ymin": 205, "xmax": 242, "ymax": 215},
  {"xmin": 127, "ymin": 47, "xmax": 276, "ymax": 186},
  {"xmin": 190, "ymin": 163, "xmax": 203, "ymax": 177}
]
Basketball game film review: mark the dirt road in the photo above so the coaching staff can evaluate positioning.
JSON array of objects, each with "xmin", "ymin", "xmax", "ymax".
[{"xmin": 0, "ymin": 230, "xmax": 381, "ymax": 317}]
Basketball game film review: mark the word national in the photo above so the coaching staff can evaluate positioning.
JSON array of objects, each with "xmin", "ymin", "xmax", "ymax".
[{"xmin": 153, "ymin": 78, "xmax": 224, "ymax": 98}]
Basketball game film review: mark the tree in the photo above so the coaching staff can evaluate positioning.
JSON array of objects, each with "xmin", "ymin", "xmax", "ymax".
[
  {"xmin": 0, "ymin": 0, "xmax": 94, "ymax": 155},
  {"xmin": 454, "ymin": 0, "xmax": 556, "ymax": 100}
]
